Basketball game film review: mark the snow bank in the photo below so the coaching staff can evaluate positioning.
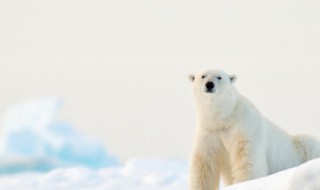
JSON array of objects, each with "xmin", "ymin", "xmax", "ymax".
[
  {"xmin": 0, "ymin": 158, "xmax": 188, "ymax": 190},
  {"xmin": 0, "ymin": 98, "xmax": 117, "ymax": 174},
  {"xmin": 227, "ymin": 158, "xmax": 320, "ymax": 190}
]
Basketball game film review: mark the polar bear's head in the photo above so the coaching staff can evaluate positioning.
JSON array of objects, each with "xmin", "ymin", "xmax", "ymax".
[{"xmin": 188, "ymin": 70, "xmax": 237, "ymax": 101}]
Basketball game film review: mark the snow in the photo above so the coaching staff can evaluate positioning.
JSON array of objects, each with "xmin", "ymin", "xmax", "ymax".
[
  {"xmin": 289, "ymin": 159, "xmax": 320, "ymax": 190},
  {"xmin": 0, "ymin": 158, "xmax": 188, "ymax": 190},
  {"xmin": 0, "ymin": 157, "xmax": 318, "ymax": 190},
  {"xmin": 0, "ymin": 98, "xmax": 319, "ymax": 189},
  {"xmin": 227, "ymin": 158, "xmax": 320, "ymax": 190}
]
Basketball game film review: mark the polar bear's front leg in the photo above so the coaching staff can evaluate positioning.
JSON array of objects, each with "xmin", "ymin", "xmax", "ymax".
[
  {"xmin": 190, "ymin": 149, "xmax": 221, "ymax": 190},
  {"xmin": 189, "ymin": 136, "xmax": 222, "ymax": 190},
  {"xmin": 230, "ymin": 137, "xmax": 253, "ymax": 183},
  {"xmin": 230, "ymin": 136, "xmax": 267, "ymax": 183}
]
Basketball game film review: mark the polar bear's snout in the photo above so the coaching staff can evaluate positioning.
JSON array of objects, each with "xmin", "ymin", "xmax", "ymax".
[{"xmin": 205, "ymin": 81, "xmax": 215, "ymax": 93}]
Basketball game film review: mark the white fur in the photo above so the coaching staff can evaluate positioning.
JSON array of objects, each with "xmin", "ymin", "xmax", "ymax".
[{"xmin": 189, "ymin": 70, "xmax": 320, "ymax": 190}]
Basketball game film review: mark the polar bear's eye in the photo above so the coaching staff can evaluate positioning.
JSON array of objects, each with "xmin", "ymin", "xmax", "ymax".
[
  {"xmin": 201, "ymin": 75, "xmax": 206, "ymax": 79},
  {"xmin": 217, "ymin": 76, "xmax": 222, "ymax": 80}
]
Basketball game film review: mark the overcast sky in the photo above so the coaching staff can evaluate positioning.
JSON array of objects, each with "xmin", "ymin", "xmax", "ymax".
[{"xmin": 0, "ymin": 0, "xmax": 320, "ymax": 161}]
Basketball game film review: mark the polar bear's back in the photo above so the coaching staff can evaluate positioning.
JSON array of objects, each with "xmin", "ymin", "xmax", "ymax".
[
  {"xmin": 239, "ymin": 95, "xmax": 311, "ymax": 175},
  {"xmin": 264, "ymin": 120, "xmax": 308, "ymax": 174}
]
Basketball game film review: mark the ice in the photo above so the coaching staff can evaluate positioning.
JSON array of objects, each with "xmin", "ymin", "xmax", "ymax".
[{"xmin": 0, "ymin": 98, "xmax": 117, "ymax": 174}]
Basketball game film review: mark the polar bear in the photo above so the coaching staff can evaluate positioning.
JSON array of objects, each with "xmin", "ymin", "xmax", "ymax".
[{"xmin": 188, "ymin": 69, "xmax": 320, "ymax": 190}]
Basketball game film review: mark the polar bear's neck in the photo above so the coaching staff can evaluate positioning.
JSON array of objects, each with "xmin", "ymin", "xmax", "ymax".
[{"xmin": 196, "ymin": 88, "xmax": 241, "ymax": 130}]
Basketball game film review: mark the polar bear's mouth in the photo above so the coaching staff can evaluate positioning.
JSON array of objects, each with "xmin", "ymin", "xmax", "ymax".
[{"xmin": 205, "ymin": 89, "xmax": 215, "ymax": 93}]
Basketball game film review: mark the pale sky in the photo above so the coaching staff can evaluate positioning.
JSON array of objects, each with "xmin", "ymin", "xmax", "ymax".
[{"xmin": 0, "ymin": 0, "xmax": 320, "ymax": 161}]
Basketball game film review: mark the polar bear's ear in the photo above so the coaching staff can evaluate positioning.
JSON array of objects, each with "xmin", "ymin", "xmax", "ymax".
[
  {"xmin": 188, "ymin": 74, "xmax": 195, "ymax": 82},
  {"xmin": 229, "ymin": 75, "xmax": 237, "ymax": 84}
]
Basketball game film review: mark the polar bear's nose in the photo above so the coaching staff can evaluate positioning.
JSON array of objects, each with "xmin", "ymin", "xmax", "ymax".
[{"xmin": 205, "ymin": 81, "xmax": 215, "ymax": 90}]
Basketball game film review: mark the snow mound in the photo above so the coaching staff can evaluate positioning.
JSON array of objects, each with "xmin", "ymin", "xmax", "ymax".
[
  {"xmin": 227, "ymin": 158, "xmax": 320, "ymax": 190},
  {"xmin": 0, "ymin": 158, "xmax": 188, "ymax": 190},
  {"xmin": 0, "ymin": 98, "xmax": 117, "ymax": 174},
  {"xmin": 289, "ymin": 158, "xmax": 320, "ymax": 190}
]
